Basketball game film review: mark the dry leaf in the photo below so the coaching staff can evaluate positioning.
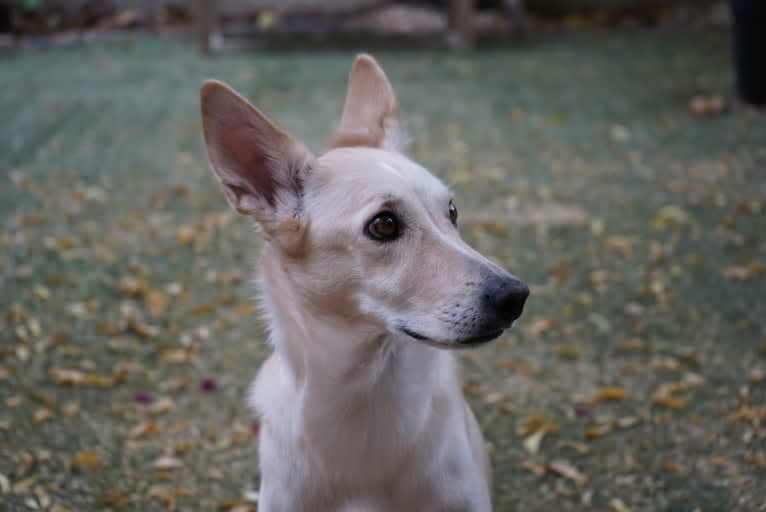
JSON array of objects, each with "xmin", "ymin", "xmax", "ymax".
[
  {"xmin": 662, "ymin": 461, "xmax": 684, "ymax": 474},
  {"xmin": 592, "ymin": 387, "xmax": 628, "ymax": 403},
  {"xmin": 652, "ymin": 205, "xmax": 691, "ymax": 231},
  {"xmin": 152, "ymin": 456, "xmax": 183, "ymax": 470},
  {"xmin": 33, "ymin": 408, "xmax": 52, "ymax": 424},
  {"xmin": 520, "ymin": 460, "xmax": 546, "ymax": 477},
  {"xmin": 145, "ymin": 289, "xmax": 169, "ymax": 318},
  {"xmin": 688, "ymin": 94, "xmax": 725, "ymax": 116},
  {"xmin": 62, "ymin": 400, "xmax": 80, "ymax": 416},
  {"xmin": 652, "ymin": 395, "xmax": 689, "ymax": 409},
  {"xmin": 128, "ymin": 421, "xmax": 161, "ymax": 439},
  {"xmin": 160, "ymin": 348, "xmax": 194, "ymax": 364},
  {"xmin": 70, "ymin": 450, "xmax": 102, "ymax": 470},
  {"xmin": 146, "ymin": 397, "xmax": 175, "ymax": 415},
  {"xmin": 616, "ymin": 416, "xmax": 640, "ymax": 429},
  {"xmin": 50, "ymin": 368, "xmax": 116, "ymax": 388},
  {"xmin": 609, "ymin": 498, "xmax": 632, "ymax": 512},
  {"xmin": 553, "ymin": 344, "xmax": 580, "ymax": 358},
  {"xmin": 584, "ymin": 425, "xmax": 612, "ymax": 439},
  {"xmin": 527, "ymin": 318, "xmax": 555, "ymax": 336},
  {"xmin": 520, "ymin": 414, "xmax": 559, "ymax": 435},
  {"xmin": 523, "ymin": 430, "xmax": 546, "ymax": 454},
  {"xmin": 176, "ymin": 225, "xmax": 195, "ymax": 244},
  {"xmin": 101, "ymin": 489, "xmax": 131, "ymax": 509},
  {"xmin": 548, "ymin": 460, "xmax": 587, "ymax": 485}
]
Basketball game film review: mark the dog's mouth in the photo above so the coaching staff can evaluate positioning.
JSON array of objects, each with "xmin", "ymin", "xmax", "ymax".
[{"xmin": 399, "ymin": 326, "xmax": 505, "ymax": 349}]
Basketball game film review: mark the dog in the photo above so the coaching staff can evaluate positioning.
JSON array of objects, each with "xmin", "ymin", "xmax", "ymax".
[{"xmin": 200, "ymin": 54, "xmax": 529, "ymax": 512}]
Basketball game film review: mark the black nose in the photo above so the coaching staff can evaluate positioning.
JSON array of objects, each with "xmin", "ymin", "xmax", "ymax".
[{"xmin": 482, "ymin": 277, "xmax": 529, "ymax": 323}]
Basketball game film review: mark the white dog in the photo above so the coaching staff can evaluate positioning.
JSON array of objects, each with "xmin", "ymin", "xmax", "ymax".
[{"xmin": 200, "ymin": 55, "xmax": 529, "ymax": 511}]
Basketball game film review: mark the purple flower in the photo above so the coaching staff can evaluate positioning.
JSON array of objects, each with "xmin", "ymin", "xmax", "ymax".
[
  {"xmin": 200, "ymin": 377, "xmax": 217, "ymax": 392},
  {"xmin": 574, "ymin": 405, "xmax": 591, "ymax": 417},
  {"xmin": 134, "ymin": 391, "xmax": 153, "ymax": 404}
]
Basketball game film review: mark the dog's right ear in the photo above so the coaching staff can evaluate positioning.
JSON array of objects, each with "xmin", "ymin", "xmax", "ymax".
[
  {"xmin": 200, "ymin": 80, "xmax": 314, "ymax": 230},
  {"xmin": 331, "ymin": 54, "xmax": 405, "ymax": 151}
]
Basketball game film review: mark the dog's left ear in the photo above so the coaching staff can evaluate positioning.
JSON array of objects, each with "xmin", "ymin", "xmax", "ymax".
[
  {"xmin": 201, "ymin": 80, "xmax": 314, "ymax": 242},
  {"xmin": 331, "ymin": 54, "xmax": 405, "ymax": 151}
]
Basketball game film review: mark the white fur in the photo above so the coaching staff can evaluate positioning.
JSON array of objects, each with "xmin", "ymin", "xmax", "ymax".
[{"xmin": 199, "ymin": 55, "xmax": 530, "ymax": 512}]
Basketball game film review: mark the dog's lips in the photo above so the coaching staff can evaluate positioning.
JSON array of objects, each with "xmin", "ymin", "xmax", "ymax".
[{"xmin": 398, "ymin": 326, "xmax": 505, "ymax": 349}]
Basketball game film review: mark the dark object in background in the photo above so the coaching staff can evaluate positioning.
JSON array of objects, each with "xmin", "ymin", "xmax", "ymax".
[{"xmin": 730, "ymin": 0, "xmax": 766, "ymax": 106}]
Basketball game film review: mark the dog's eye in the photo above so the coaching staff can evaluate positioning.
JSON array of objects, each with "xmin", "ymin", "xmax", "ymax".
[
  {"xmin": 366, "ymin": 212, "xmax": 400, "ymax": 241},
  {"xmin": 449, "ymin": 200, "xmax": 458, "ymax": 226}
]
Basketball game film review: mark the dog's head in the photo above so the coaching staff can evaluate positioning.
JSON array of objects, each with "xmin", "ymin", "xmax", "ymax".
[{"xmin": 200, "ymin": 55, "xmax": 528, "ymax": 348}]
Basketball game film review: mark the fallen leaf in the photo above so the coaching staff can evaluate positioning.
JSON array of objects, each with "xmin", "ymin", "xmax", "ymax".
[
  {"xmin": 159, "ymin": 348, "xmax": 194, "ymax": 364},
  {"xmin": 146, "ymin": 397, "xmax": 175, "ymax": 415},
  {"xmin": 523, "ymin": 430, "xmax": 546, "ymax": 454},
  {"xmin": 609, "ymin": 498, "xmax": 632, "ymax": 512},
  {"xmin": 33, "ymin": 408, "xmax": 52, "ymax": 424},
  {"xmin": 520, "ymin": 460, "xmax": 546, "ymax": 477},
  {"xmin": 652, "ymin": 205, "xmax": 692, "ymax": 231},
  {"xmin": 50, "ymin": 368, "xmax": 117, "ymax": 388},
  {"xmin": 584, "ymin": 425, "xmax": 612, "ymax": 439},
  {"xmin": 128, "ymin": 421, "xmax": 161, "ymax": 439},
  {"xmin": 553, "ymin": 344, "xmax": 580, "ymax": 358},
  {"xmin": 592, "ymin": 387, "xmax": 628, "ymax": 403},
  {"xmin": 176, "ymin": 225, "xmax": 195, "ymax": 245},
  {"xmin": 616, "ymin": 416, "xmax": 640, "ymax": 429},
  {"xmin": 688, "ymin": 94, "xmax": 725, "ymax": 116},
  {"xmin": 70, "ymin": 450, "xmax": 102, "ymax": 470},
  {"xmin": 101, "ymin": 489, "xmax": 131, "ymax": 509},
  {"xmin": 144, "ymin": 288, "xmax": 169, "ymax": 318},
  {"xmin": 662, "ymin": 461, "xmax": 684, "ymax": 474},
  {"xmin": 548, "ymin": 460, "xmax": 587, "ymax": 485},
  {"xmin": 152, "ymin": 456, "xmax": 183, "ymax": 470},
  {"xmin": 652, "ymin": 395, "xmax": 689, "ymax": 409},
  {"xmin": 62, "ymin": 400, "xmax": 80, "ymax": 416},
  {"xmin": 520, "ymin": 414, "xmax": 559, "ymax": 435},
  {"xmin": 528, "ymin": 318, "xmax": 555, "ymax": 336},
  {"xmin": 652, "ymin": 382, "xmax": 690, "ymax": 409}
]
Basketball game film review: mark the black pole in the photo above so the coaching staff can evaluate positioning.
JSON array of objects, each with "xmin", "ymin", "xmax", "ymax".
[{"xmin": 729, "ymin": 0, "xmax": 766, "ymax": 106}]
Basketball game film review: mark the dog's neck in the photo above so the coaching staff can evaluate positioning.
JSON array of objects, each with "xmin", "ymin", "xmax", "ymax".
[{"xmin": 257, "ymin": 246, "xmax": 455, "ymax": 401}]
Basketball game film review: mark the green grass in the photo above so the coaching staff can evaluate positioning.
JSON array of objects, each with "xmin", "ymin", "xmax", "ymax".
[{"xmin": 1, "ymin": 30, "xmax": 765, "ymax": 511}]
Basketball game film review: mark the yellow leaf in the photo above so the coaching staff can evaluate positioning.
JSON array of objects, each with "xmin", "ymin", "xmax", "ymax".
[
  {"xmin": 594, "ymin": 387, "xmax": 628, "ymax": 402},
  {"xmin": 609, "ymin": 498, "xmax": 632, "ymax": 512},
  {"xmin": 101, "ymin": 489, "xmax": 131, "ymax": 509},
  {"xmin": 652, "ymin": 395, "xmax": 689, "ymax": 409},
  {"xmin": 176, "ymin": 225, "xmax": 195, "ymax": 244},
  {"xmin": 651, "ymin": 205, "xmax": 691, "ymax": 231},
  {"xmin": 527, "ymin": 318, "xmax": 555, "ymax": 336},
  {"xmin": 62, "ymin": 400, "xmax": 80, "ymax": 416},
  {"xmin": 552, "ymin": 344, "xmax": 580, "ymax": 358},
  {"xmin": 70, "ymin": 450, "xmax": 102, "ymax": 470},
  {"xmin": 584, "ymin": 425, "xmax": 612, "ymax": 439},
  {"xmin": 160, "ymin": 348, "xmax": 194, "ymax": 364},
  {"xmin": 128, "ymin": 421, "xmax": 161, "ymax": 439},
  {"xmin": 33, "ymin": 408, "xmax": 53, "ymax": 423},
  {"xmin": 144, "ymin": 288, "xmax": 169, "ymax": 318},
  {"xmin": 519, "ymin": 414, "xmax": 559, "ymax": 435}
]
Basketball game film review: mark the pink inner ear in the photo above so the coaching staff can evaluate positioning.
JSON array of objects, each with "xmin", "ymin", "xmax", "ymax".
[{"xmin": 217, "ymin": 118, "xmax": 276, "ymax": 207}]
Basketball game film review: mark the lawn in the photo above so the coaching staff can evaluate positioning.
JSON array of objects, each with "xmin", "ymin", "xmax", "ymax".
[{"xmin": 1, "ymin": 30, "xmax": 765, "ymax": 511}]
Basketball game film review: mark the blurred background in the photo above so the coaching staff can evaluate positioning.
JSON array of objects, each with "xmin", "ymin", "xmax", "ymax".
[{"xmin": 1, "ymin": 1, "xmax": 765, "ymax": 511}]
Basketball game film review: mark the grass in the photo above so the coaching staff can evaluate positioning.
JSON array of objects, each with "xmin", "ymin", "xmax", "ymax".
[{"xmin": 1, "ymin": 30, "xmax": 765, "ymax": 511}]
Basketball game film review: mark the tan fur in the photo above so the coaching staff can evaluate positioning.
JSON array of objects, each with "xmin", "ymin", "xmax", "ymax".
[{"xmin": 200, "ymin": 55, "xmax": 528, "ymax": 512}]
